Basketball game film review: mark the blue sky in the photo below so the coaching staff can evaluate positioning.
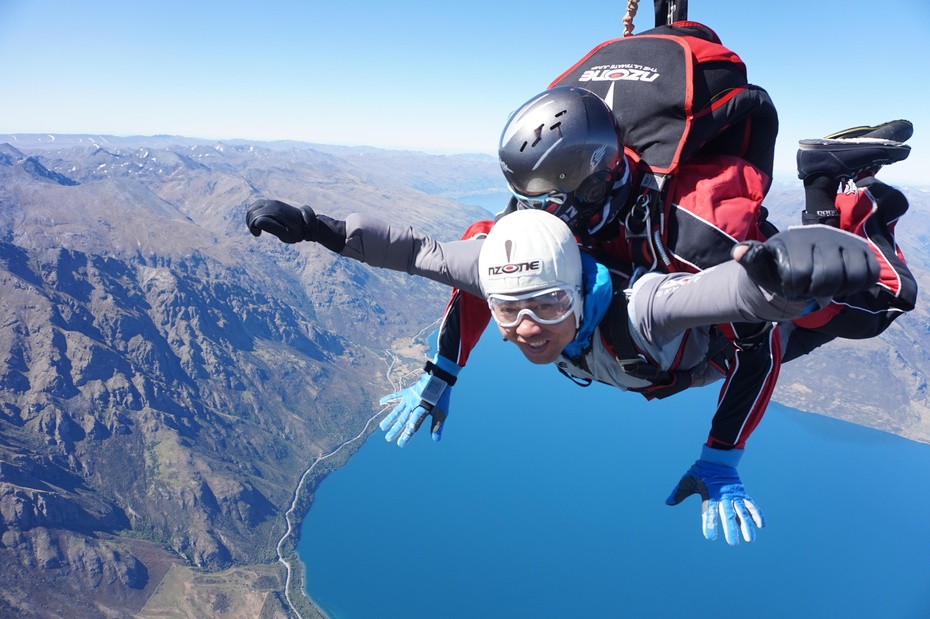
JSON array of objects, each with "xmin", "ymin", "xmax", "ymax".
[{"xmin": 1, "ymin": 0, "xmax": 928, "ymax": 185}]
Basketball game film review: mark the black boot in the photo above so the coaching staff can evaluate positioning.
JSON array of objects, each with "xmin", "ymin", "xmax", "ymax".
[
  {"xmin": 797, "ymin": 139, "xmax": 910, "ymax": 181},
  {"xmin": 797, "ymin": 119, "xmax": 912, "ymax": 181}
]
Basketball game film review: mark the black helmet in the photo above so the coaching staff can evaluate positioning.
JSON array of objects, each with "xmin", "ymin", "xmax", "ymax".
[{"xmin": 499, "ymin": 86, "xmax": 627, "ymax": 233}]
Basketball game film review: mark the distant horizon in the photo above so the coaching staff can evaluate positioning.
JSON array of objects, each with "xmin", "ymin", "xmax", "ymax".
[{"xmin": 5, "ymin": 130, "xmax": 928, "ymax": 189}]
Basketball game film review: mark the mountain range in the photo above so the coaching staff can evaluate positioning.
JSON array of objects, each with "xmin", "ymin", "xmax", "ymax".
[{"xmin": 0, "ymin": 133, "xmax": 926, "ymax": 618}]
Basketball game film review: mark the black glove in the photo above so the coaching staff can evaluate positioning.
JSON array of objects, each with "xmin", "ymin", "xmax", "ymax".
[
  {"xmin": 246, "ymin": 200, "xmax": 346, "ymax": 252},
  {"xmin": 246, "ymin": 199, "xmax": 313, "ymax": 243},
  {"xmin": 736, "ymin": 225, "xmax": 879, "ymax": 299}
]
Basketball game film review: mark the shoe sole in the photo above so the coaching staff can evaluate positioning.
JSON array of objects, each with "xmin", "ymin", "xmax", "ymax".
[
  {"xmin": 799, "ymin": 138, "xmax": 911, "ymax": 150},
  {"xmin": 823, "ymin": 120, "xmax": 913, "ymax": 143}
]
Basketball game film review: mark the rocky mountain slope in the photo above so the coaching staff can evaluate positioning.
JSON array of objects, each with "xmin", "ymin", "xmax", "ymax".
[
  {"xmin": 0, "ymin": 134, "xmax": 926, "ymax": 617},
  {"xmin": 0, "ymin": 135, "xmax": 491, "ymax": 617}
]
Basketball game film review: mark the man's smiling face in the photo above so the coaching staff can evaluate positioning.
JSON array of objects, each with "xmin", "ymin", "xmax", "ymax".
[{"xmin": 496, "ymin": 311, "xmax": 577, "ymax": 365}]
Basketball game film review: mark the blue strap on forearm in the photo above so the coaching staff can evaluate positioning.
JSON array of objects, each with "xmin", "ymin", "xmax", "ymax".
[{"xmin": 700, "ymin": 445, "xmax": 744, "ymax": 468}]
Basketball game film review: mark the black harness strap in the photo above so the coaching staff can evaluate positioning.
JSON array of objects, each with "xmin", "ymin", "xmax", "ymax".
[
  {"xmin": 598, "ymin": 276, "xmax": 642, "ymax": 362},
  {"xmin": 598, "ymin": 276, "xmax": 681, "ymax": 393},
  {"xmin": 597, "ymin": 274, "xmax": 737, "ymax": 400}
]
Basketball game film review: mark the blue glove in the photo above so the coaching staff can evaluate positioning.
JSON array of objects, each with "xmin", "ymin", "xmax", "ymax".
[
  {"xmin": 378, "ymin": 355, "xmax": 461, "ymax": 448},
  {"xmin": 665, "ymin": 446, "xmax": 766, "ymax": 545}
]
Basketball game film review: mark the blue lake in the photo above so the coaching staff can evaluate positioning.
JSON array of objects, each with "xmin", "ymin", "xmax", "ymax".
[
  {"xmin": 298, "ymin": 333, "xmax": 930, "ymax": 618},
  {"xmin": 457, "ymin": 191, "xmax": 511, "ymax": 216}
]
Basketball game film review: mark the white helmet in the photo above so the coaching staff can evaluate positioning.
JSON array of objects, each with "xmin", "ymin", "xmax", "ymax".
[{"xmin": 478, "ymin": 209, "xmax": 584, "ymax": 327}]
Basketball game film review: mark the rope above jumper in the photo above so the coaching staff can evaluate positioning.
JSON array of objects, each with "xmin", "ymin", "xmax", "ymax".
[{"xmin": 622, "ymin": 0, "xmax": 640, "ymax": 36}]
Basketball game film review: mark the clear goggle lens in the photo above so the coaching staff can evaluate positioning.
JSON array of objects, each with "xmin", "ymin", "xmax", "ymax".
[
  {"xmin": 511, "ymin": 189, "xmax": 571, "ymax": 214},
  {"xmin": 487, "ymin": 287, "xmax": 575, "ymax": 328}
]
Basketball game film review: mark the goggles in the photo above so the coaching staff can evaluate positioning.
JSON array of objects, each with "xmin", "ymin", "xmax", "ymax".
[
  {"xmin": 487, "ymin": 287, "xmax": 575, "ymax": 328},
  {"xmin": 511, "ymin": 189, "xmax": 572, "ymax": 214}
]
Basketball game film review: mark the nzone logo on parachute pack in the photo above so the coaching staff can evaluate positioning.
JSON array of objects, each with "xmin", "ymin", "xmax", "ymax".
[{"xmin": 579, "ymin": 64, "xmax": 660, "ymax": 83}]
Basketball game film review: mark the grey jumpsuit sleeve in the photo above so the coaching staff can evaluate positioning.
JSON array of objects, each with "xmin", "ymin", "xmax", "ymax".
[
  {"xmin": 629, "ymin": 259, "xmax": 809, "ymax": 353},
  {"xmin": 340, "ymin": 213, "xmax": 486, "ymax": 299}
]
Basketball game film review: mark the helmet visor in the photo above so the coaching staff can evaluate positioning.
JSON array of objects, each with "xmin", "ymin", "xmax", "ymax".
[{"xmin": 487, "ymin": 287, "xmax": 575, "ymax": 328}]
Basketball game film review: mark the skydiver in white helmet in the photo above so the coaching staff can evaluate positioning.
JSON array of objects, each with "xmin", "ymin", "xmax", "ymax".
[{"xmin": 246, "ymin": 197, "xmax": 882, "ymax": 545}]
